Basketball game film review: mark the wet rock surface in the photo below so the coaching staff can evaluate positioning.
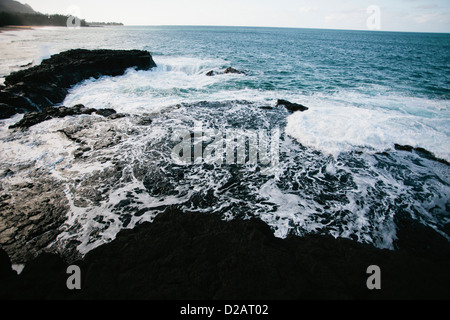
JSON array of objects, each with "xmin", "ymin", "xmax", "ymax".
[
  {"xmin": 0, "ymin": 102, "xmax": 449, "ymax": 299},
  {"xmin": 394, "ymin": 143, "xmax": 449, "ymax": 166},
  {"xmin": 0, "ymin": 49, "xmax": 156, "ymax": 119},
  {"xmin": 0, "ymin": 175, "xmax": 69, "ymax": 263},
  {"xmin": 0, "ymin": 113, "xmax": 142, "ymax": 263},
  {"xmin": 0, "ymin": 47, "xmax": 448, "ymax": 301},
  {"xmin": 276, "ymin": 99, "xmax": 308, "ymax": 113},
  {"xmin": 0, "ymin": 207, "xmax": 449, "ymax": 300},
  {"xmin": 206, "ymin": 67, "xmax": 246, "ymax": 76},
  {"xmin": 9, "ymin": 104, "xmax": 118, "ymax": 129}
]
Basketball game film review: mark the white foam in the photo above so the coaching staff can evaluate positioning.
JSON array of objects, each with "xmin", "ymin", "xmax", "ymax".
[
  {"xmin": 62, "ymin": 55, "xmax": 253, "ymax": 114},
  {"xmin": 258, "ymin": 179, "xmax": 320, "ymax": 238},
  {"xmin": 0, "ymin": 116, "xmax": 78, "ymax": 182},
  {"xmin": 155, "ymin": 56, "xmax": 228, "ymax": 76},
  {"xmin": 57, "ymin": 176, "xmax": 188, "ymax": 255},
  {"xmin": 285, "ymin": 93, "xmax": 450, "ymax": 161},
  {"xmin": 64, "ymin": 65, "xmax": 450, "ymax": 166},
  {"xmin": 256, "ymin": 159, "xmax": 400, "ymax": 249},
  {"xmin": 32, "ymin": 43, "xmax": 54, "ymax": 65},
  {"xmin": 11, "ymin": 264, "xmax": 25, "ymax": 275}
]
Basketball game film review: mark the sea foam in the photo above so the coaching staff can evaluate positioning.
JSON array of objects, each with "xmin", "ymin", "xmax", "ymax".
[{"xmin": 285, "ymin": 92, "xmax": 450, "ymax": 162}]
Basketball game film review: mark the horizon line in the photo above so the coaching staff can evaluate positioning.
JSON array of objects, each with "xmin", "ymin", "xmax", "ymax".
[{"xmin": 118, "ymin": 24, "xmax": 450, "ymax": 34}]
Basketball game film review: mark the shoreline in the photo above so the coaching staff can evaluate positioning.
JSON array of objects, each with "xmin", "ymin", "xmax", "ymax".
[
  {"xmin": 0, "ymin": 25, "xmax": 37, "ymax": 33},
  {"xmin": 0, "ymin": 47, "xmax": 449, "ymax": 299},
  {"xmin": 0, "ymin": 25, "xmax": 118, "ymax": 33},
  {"xmin": 1, "ymin": 208, "xmax": 449, "ymax": 299}
]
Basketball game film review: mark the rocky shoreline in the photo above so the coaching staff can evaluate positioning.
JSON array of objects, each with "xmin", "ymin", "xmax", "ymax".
[
  {"xmin": 1, "ymin": 207, "xmax": 449, "ymax": 300},
  {"xmin": 0, "ymin": 48, "xmax": 156, "ymax": 119},
  {"xmin": 0, "ymin": 49, "xmax": 449, "ymax": 300},
  {"xmin": 0, "ymin": 49, "xmax": 158, "ymax": 264}
]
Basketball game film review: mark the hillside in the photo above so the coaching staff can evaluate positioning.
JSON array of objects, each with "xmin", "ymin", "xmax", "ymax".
[
  {"xmin": 0, "ymin": 0, "xmax": 123, "ymax": 27},
  {"xmin": 0, "ymin": 0, "xmax": 35, "ymax": 14}
]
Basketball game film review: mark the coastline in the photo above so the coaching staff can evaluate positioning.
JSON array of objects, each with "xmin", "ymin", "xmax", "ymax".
[
  {"xmin": 0, "ymin": 25, "xmax": 110, "ymax": 34},
  {"xmin": 1, "ymin": 208, "xmax": 449, "ymax": 299},
  {"xmin": 0, "ymin": 44, "xmax": 449, "ymax": 300},
  {"xmin": 0, "ymin": 25, "xmax": 36, "ymax": 33}
]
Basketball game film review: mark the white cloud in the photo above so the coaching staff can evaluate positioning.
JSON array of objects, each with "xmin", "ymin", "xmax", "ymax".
[
  {"xmin": 411, "ymin": 12, "xmax": 449, "ymax": 24},
  {"xmin": 299, "ymin": 6, "xmax": 317, "ymax": 13},
  {"xmin": 324, "ymin": 10, "xmax": 364, "ymax": 24},
  {"xmin": 416, "ymin": 4, "xmax": 439, "ymax": 9}
]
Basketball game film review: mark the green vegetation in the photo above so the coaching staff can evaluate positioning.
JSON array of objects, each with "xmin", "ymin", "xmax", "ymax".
[
  {"xmin": 0, "ymin": 0, "xmax": 123, "ymax": 27},
  {"xmin": 0, "ymin": 11, "xmax": 88, "ymax": 27}
]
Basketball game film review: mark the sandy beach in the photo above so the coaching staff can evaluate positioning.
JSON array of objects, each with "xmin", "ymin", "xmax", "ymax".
[{"xmin": 0, "ymin": 25, "xmax": 37, "ymax": 32}]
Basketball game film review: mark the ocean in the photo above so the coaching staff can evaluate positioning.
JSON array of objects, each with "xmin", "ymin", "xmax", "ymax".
[{"xmin": 0, "ymin": 26, "xmax": 449, "ymax": 260}]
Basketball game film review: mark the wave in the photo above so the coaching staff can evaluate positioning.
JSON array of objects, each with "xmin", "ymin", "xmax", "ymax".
[
  {"xmin": 64, "ymin": 62, "xmax": 450, "ymax": 165},
  {"xmin": 285, "ymin": 92, "xmax": 450, "ymax": 162},
  {"xmin": 63, "ymin": 55, "xmax": 241, "ymax": 113},
  {"xmin": 1, "ymin": 98, "xmax": 448, "ymax": 262}
]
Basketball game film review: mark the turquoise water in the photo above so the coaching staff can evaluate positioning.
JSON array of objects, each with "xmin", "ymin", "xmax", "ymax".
[
  {"xmin": 0, "ymin": 26, "xmax": 449, "ymax": 253},
  {"xmin": 59, "ymin": 26, "xmax": 450, "ymax": 160},
  {"xmin": 138, "ymin": 26, "xmax": 450, "ymax": 99}
]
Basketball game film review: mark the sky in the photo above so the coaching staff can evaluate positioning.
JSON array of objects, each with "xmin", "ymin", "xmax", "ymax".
[{"xmin": 21, "ymin": 0, "xmax": 450, "ymax": 32}]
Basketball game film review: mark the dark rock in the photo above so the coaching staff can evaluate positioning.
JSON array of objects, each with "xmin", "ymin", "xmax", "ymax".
[
  {"xmin": 1, "ymin": 207, "xmax": 449, "ymax": 299},
  {"xmin": 224, "ymin": 67, "xmax": 244, "ymax": 74},
  {"xmin": 108, "ymin": 113, "xmax": 127, "ymax": 120},
  {"xmin": 0, "ymin": 249, "xmax": 15, "ymax": 280},
  {"xmin": 136, "ymin": 115, "xmax": 153, "ymax": 125},
  {"xmin": 0, "ymin": 169, "xmax": 14, "ymax": 179},
  {"xmin": 0, "ymin": 177, "xmax": 69, "ymax": 263},
  {"xmin": 394, "ymin": 144, "xmax": 449, "ymax": 165},
  {"xmin": 9, "ymin": 110, "xmax": 54, "ymax": 129},
  {"xmin": 0, "ymin": 91, "xmax": 34, "ymax": 114},
  {"xmin": 57, "ymin": 128, "xmax": 83, "ymax": 143},
  {"xmin": 394, "ymin": 144, "xmax": 414, "ymax": 152},
  {"xmin": 94, "ymin": 108, "xmax": 117, "ymax": 117},
  {"xmin": 73, "ymin": 146, "xmax": 92, "ymax": 159},
  {"xmin": 393, "ymin": 210, "xmax": 450, "ymax": 259},
  {"xmin": 276, "ymin": 99, "xmax": 308, "ymax": 113},
  {"xmin": 206, "ymin": 67, "xmax": 246, "ymax": 76},
  {"xmin": 0, "ymin": 249, "xmax": 17, "ymax": 300},
  {"xmin": 0, "ymin": 103, "xmax": 17, "ymax": 119},
  {"xmin": 9, "ymin": 104, "xmax": 118, "ymax": 129},
  {"xmin": 0, "ymin": 49, "xmax": 157, "ymax": 119},
  {"xmin": 7, "ymin": 253, "xmax": 71, "ymax": 300}
]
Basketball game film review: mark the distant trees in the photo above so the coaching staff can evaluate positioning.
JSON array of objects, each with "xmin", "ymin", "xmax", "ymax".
[{"xmin": 0, "ymin": 11, "xmax": 88, "ymax": 27}]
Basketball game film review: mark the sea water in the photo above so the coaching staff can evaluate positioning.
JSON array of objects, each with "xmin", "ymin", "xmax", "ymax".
[{"xmin": 0, "ymin": 26, "xmax": 448, "ymax": 255}]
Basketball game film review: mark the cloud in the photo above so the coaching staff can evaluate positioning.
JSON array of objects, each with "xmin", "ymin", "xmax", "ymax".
[
  {"xmin": 324, "ymin": 9, "xmax": 365, "ymax": 24},
  {"xmin": 299, "ymin": 6, "xmax": 317, "ymax": 14},
  {"xmin": 410, "ymin": 12, "xmax": 450, "ymax": 24},
  {"xmin": 416, "ymin": 4, "xmax": 439, "ymax": 9}
]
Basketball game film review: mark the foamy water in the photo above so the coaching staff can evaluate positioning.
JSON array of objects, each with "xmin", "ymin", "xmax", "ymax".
[
  {"xmin": 286, "ymin": 93, "xmax": 450, "ymax": 162},
  {"xmin": 0, "ymin": 26, "xmax": 449, "ymax": 261}
]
